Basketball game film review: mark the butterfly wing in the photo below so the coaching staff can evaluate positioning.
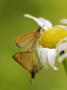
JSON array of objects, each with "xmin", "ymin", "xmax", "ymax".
[
  {"xmin": 13, "ymin": 50, "xmax": 42, "ymax": 78},
  {"xmin": 15, "ymin": 29, "xmax": 40, "ymax": 52},
  {"xmin": 13, "ymin": 51, "xmax": 33, "ymax": 72}
]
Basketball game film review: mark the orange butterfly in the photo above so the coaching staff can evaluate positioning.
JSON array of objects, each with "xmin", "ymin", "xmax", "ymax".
[
  {"xmin": 15, "ymin": 28, "xmax": 41, "ymax": 52},
  {"xmin": 13, "ymin": 50, "xmax": 41, "ymax": 78},
  {"xmin": 13, "ymin": 28, "xmax": 42, "ymax": 78}
]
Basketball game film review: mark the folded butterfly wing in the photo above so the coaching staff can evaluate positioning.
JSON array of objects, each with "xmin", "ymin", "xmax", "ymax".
[
  {"xmin": 15, "ymin": 30, "xmax": 40, "ymax": 52},
  {"xmin": 13, "ymin": 50, "xmax": 42, "ymax": 78}
]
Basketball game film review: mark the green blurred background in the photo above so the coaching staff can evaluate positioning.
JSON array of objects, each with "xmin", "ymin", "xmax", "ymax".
[{"xmin": 0, "ymin": 0, "xmax": 67, "ymax": 90}]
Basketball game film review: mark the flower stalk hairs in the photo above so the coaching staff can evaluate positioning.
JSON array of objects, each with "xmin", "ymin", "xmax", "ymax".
[{"xmin": 24, "ymin": 14, "xmax": 67, "ymax": 71}]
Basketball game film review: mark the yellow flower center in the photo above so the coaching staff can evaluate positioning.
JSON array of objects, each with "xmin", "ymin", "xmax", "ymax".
[{"xmin": 39, "ymin": 28, "xmax": 67, "ymax": 48}]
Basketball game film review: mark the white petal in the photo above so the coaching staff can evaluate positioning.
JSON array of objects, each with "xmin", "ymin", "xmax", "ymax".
[
  {"xmin": 55, "ymin": 25, "xmax": 65, "ymax": 29},
  {"xmin": 60, "ymin": 19, "xmax": 67, "ymax": 24},
  {"xmin": 56, "ymin": 37, "xmax": 67, "ymax": 52},
  {"xmin": 36, "ymin": 46, "xmax": 49, "ymax": 68},
  {"xmin": 48, "ymin": 49, "xmax": 58, "ymax": 70},
  {"xmin": 24, "ymin": 14, "xmax": 38, "ymax": 23},
  {"xmin": 38, "ymin": 18, "xmax": 52, "ymax": 29},
  {"xmin": 24, "ymin": 14, "xmax": 52, "ymax": 30},
  {"xmin": 55, "ymin": 25, "xmax": 67, "ymax": 30},
  {"xmin": 56, "ymin": 42, "xmax": 67, "ymax": 52}
]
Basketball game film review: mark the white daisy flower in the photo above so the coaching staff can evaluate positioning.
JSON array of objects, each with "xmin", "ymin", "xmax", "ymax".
[{"xmin": 24, "ymin": 14, "xmax": 67, "ymax": 71}]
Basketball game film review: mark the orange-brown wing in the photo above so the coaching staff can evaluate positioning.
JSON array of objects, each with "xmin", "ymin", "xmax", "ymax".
[
  {"xmin": 13, "ymin": 51, "xmax": 33, "ymax": 72},
  {"xmin": 12, "ymin": 50, "xmax": 42, "ymax": 78},
  {"xmin": 15, "ymin": 29, "xmax": 40, "ymax": 52}
]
